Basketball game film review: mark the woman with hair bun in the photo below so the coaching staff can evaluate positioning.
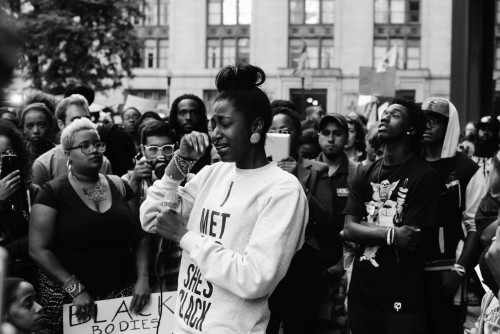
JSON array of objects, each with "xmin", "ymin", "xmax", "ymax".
[{"xmin": 141, "ymin": 64, "xmax": 308, "ymax": 333}]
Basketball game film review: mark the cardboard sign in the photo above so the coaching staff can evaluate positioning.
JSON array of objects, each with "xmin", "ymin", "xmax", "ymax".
[
  {"xmin": 359, "ymin": 67, "xmax": 396, "ymax": 97},
  {"xmin": 63, "ymin": 292, "xmax": 177, "ymax": 334},
  {"xmin": 123, "ymin": 95, "xmax": 158, "ymax": 114}
]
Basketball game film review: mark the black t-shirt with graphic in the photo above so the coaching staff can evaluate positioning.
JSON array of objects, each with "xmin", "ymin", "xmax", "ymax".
[{"xmin": 344, "ymin": 154, "xmax": 440, "ymax": 313}]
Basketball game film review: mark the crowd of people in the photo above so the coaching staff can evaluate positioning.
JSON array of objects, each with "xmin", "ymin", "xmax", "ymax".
[{"xmin": 2, "ymin": 63, "xmax": 500, "ymax": 334}]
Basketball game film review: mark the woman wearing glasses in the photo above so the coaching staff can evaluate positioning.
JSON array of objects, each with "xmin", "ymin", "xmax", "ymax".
[{"xmin": 29, "ymin": 118, "xmax": 150, "ymax": 334}]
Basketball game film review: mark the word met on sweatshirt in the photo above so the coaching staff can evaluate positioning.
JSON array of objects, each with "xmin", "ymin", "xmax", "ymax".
[{"xmin": 199, "ymin": 208, "xmax": 230, "ymax": 241}]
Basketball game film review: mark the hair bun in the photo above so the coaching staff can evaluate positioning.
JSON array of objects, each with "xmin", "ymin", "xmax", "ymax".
[{"xmin": 215, "ymin": 64, "xmax": 266, "ymax": 92}]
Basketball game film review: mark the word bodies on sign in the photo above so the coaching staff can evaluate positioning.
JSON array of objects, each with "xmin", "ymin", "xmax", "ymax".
[{"xmin": 63, "ymin": 292, "xmax": 176, "ymax": 334}]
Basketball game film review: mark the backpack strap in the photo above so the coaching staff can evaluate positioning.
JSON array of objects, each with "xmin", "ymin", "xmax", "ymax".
[{"xmin": 107, "ymin": 175, "xmax": 126, "ymax": 198}]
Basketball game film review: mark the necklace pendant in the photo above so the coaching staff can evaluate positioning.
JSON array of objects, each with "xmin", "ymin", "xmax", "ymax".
[{"xmin": 83, "ymin": 185, "xmax": 106, "ymax": 202}]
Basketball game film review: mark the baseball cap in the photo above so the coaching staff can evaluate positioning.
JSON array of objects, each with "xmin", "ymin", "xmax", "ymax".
[
  {"xmin": 421, "ymin": 97, "xmax": 449, "ymax": 118},
  {"xmin": 318, "ymin": 113, "xmax": 348, "ymax": 133}
]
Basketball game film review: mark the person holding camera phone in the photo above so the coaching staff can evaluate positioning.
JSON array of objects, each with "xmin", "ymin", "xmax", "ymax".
[
  {"xmin": 140, "ymin": 64, "xmax": 308, "ymax": 333},
  {"xmin": 0, "ymin": 120, "xmax": 39, "ymax": 286},
  {"xmin": 123, "ymin": 120, "xmax": 178, "ymax": 203},
  {"xmin": 122, "ymin": 120, "xmax": 181, "ymax": 292}
]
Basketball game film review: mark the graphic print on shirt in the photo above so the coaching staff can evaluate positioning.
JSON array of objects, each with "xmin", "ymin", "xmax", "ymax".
[
  {"xmin": 177, "ymin": 207, "xmax": 230, "ymax": 331},
  {"xmin": 361, "ymin": 179, "xmax": 409, "ymax": 267}
]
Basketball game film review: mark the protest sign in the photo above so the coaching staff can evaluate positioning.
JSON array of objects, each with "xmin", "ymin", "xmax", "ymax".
[
  {"xmin": 63, "ymin": 292, "xmax": 177, "ymax": 334},
  {"xmin": 123, "ymin": 95, "xmax": 157, "ymax": 113},
  {"xmin": 359, "ymin": 67, "xmax": 396, "ymax": 97}
]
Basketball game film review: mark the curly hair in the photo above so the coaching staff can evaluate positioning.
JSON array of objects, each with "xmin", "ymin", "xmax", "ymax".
[
  {"xmin": 389, "ymin": 96, "xmax": 426, "ymax": 155},
  {"xmin": 346, "ymin": 116, "xmax": 367, "ymax": 154}
]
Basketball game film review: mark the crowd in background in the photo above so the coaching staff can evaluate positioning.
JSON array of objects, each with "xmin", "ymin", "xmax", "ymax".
[{"xmin": 3, "ymin": 74, "xmax": 500, "ymax": 334}]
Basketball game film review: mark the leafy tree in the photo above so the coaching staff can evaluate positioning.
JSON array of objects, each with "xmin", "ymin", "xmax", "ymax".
[{"xmin": 12, "ymin": 0, "xmax": 142, "ymax": 95}]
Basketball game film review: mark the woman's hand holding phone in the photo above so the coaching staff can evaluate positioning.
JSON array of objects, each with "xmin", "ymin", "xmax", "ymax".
[{"xmin": 0, "ymin": 170, "xmax": 20, "ymax": 201}]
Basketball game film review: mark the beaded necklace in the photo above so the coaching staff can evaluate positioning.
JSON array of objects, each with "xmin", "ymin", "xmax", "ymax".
[{"xmin": 70, "ymin": 172, "xmax": 106, "ymax": 202}]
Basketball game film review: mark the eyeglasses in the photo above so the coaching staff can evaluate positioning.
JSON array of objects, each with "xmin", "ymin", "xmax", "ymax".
[
  {"xmin": 143, "ymin": 144, "xmax": 175, "ymax": 157},
  {"xmin": 268, "ymin": 128, "xmax": 291, "ymax": 135},
  {"xmin": 68, "ymin": 141, "xmax": 106, "ymax": 155}
]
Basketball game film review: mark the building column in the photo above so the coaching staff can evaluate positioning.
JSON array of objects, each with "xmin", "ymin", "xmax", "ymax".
[{"xmin": 450, "ymin": 0, "xmax": 495, "ymax": 125}]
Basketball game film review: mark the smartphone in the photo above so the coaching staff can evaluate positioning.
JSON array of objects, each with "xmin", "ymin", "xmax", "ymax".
[
  {"xmin": 265, "ymin": 133, "xmax": 291, "ymax": 163},
  {"xmin": 0, "ymin": 154, "xmax": 19, "ymax": 179}
]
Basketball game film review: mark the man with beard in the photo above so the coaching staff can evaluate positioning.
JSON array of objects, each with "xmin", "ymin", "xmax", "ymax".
[
  {"xmin": 421, "ymin": 97, "xmax": 484, "ymax": 334},
  {"xmin": 343, "ymin": 97, "xmax": 440, "ymax": 334},
  {"xmin": 169, "ymin": 94, "xmax": 211, "ymax": 173},
  {"xmin": 123, "ymin": 120, "xmax": 179, "ymax": 291},
  {"xmin": 473, "ymin": 116, "xmax": 500, "ymax": 178}
]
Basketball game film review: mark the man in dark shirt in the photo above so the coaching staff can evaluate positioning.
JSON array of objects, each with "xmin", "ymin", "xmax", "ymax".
[
  {"xmin": 316, "ymin": 113, "xmax": 357, "ymax": 331},
  {"xmin": 317, "ymin": 114, "xmax": 358, "ymax": 243},
  {"xmin": 343, "ymin": 97, "xmax": 440, "ymax": 334},
  {"xmin": 421, "ymin": 97, "xmax": 481, "ymax": 334}
]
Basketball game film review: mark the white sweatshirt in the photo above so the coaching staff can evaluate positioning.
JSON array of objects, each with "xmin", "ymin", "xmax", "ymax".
[{"xmin": 140, "ymin": 162, "xmax": 308, "ymax": 333}]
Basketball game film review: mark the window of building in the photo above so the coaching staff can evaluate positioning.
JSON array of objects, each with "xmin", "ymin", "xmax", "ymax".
[
  {"xmin": 159, "ymin": 39, "xmax": 169, "ymax": 68},
  {"xmin": 134, "ymin": 0, "xmax": 169, "ymax": 26},
  {"xmin": 208, "ymin": 0, "xmax": 252, "ymax": 25},
  {"xmin": 374, "ymin": 0, "xmax": 419, "ymax": 24},
  {"xmin": 373, "ymin": 0, "xmax": 420, "ymax": 69},
  {"xmin": 159, "ymin": 0, "xmax": 169, "ymax": 25},
  {"xmin": 238, "ymin": 38, "xmax": 250, "ymax": 63},
  {"xmin": 289, "ymin": 38, "xmax": 333, "ymax": 69},
  {"xmin": 373, "ymin": 38, "xmax": 420, "ymax": 69},
  {"xmin": 206, "ymin": 37, "xmax": 250, "ymax": 68},
  {"xmin": 138, "ymin": 39, "xmax": 168, "ymax": 68},
  {"xmin": 207, "ymin": 39, "xmax": 221, "ymax": 68},
  {"xmin": 289, "ymin": 0, "xmax": 334, "ymax": 25},
  {"xmin": 144, "ymin": 0, "xmax": 158, "ymax": 26},
  {"xmin": 144, "ymin": 39, "xmax": 157, "ymax": 68}
]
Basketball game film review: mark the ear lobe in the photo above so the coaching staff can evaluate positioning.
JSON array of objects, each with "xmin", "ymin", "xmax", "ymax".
[{"xmin": 64, "ymin": 150, "xmax": 70, "ymax": 158}]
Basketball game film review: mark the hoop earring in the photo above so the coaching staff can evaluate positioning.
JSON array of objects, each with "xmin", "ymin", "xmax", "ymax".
[
  {"xmin": 250, "ymin": 133, "xmax": 261, "ymax": 144},
  {"xmin": 67, "ymin": 159, "xmax": 72, "ymax": 172}
]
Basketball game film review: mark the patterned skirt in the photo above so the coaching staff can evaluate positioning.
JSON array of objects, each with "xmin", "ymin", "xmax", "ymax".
[{"xmin": 39, "ymin": 271, "xmax": 134, "ymax": 334}]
